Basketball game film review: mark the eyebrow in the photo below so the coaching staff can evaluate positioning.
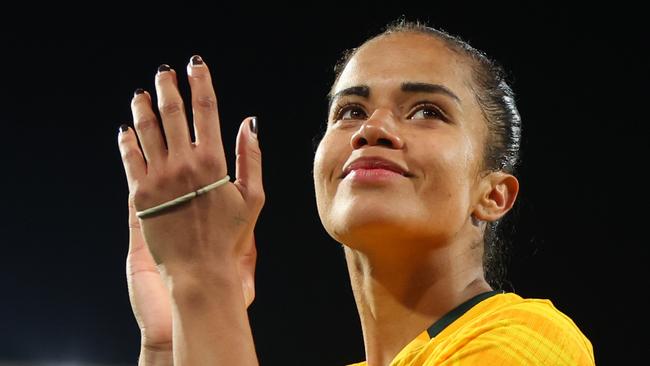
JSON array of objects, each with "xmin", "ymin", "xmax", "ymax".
[
  {"xmin": 328, "ymin": 82, "xmax": 461, "ymax": 109},
  {"xmin": 401, "ymin": 82, "xmax": 461, "ymax": 104},
  {"xmin": 328, "ymin": 86, "xmax": 370, "ymax": 108}
]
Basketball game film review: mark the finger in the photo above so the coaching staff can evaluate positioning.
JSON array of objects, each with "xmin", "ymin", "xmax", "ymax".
[
  {"xmin": 155, "ymin": 65, "xmax": 192, "ymax": 155},
  {"xmin": 117, "ymin": 124, "xmax": 146, "ymax": 191},
  {"xmin": 132, "ymin": 89, "xmax": 167, "ymax": 165},
  {"xmin": 186, "ymin": 55, "xmax": 225, "ymax": 158},
  {"xmin": 234, "ymin": 117, "xmax": 264, "ymax": 211}
]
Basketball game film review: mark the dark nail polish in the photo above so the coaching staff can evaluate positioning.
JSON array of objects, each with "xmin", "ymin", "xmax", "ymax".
[
  {"xmin": 190, "ymin": 55, "xmax": 204, "ymax": 66},
  {"xmin": 157, "ymin": 64, "xmax": 171, "ymax": 73},
  {"xmin": 249, "ymin": 117, "xmax": 258, "ymax": 136},
  {"xmin": 134, "ymin": 88, "xmax": 145, "ymax": 96},
  {"xmin": 119, "ymin": 124, "xmax": 129, "ymax": 133}
]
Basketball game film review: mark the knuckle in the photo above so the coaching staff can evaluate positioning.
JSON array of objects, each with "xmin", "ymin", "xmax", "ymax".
[
  {"xmin": 248, "ymin": 147, "xmax": 263, "ymax": 165},
  {"xmin": 132, "ymin": 185, "xmax": 151, "ymax": 207},
  {"xmin": 250, "ymin": 189, "xmax": 266, "ymax": 209},
  {"xmin": 120, "ymin": 146, "xmax": 141, "ymax": 161},
  {"xmin": 135, "ymin": 115, "xmax": 158, "ymax": 131},
  {"xmin": 197, "ymin": 151, "xmax": 222, "ymax": 170},
  {"xmin": 194, "ymin": 96, "xmax": 218, "ymax": 111},
  {"xmin": 170, "ymin": 161, "xmax": 196, "ymax": 177},
  {"xmin": 159, "ymin": 100, "xmax": 184, "ymax": 115}
]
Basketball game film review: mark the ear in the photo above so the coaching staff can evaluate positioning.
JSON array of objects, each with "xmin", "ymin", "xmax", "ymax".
[{"xmin": 473, "ymin": 171, "xmax": 519, "ymax": 222}]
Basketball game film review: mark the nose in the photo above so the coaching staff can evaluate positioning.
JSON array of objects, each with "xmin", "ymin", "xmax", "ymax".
[{"xmin": 350, "ymin": 109, "xmax": 404, "ymax": 150}]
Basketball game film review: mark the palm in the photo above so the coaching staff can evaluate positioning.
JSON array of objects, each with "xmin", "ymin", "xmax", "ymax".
[{"xmin": 126, "ymin": 197, "xmax": 173, "ymax": 349}]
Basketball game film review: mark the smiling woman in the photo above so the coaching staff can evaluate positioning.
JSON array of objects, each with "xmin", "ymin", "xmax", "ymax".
[
  {"xmin": 117, "ymin": 19, "xmax": 594, "ymax": 366},
  {"xmin": 313, "ymin": 21, "xmax": 594, "ymax": 366}
]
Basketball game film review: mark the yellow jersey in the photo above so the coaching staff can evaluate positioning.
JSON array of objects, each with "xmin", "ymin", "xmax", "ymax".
[{"xmin": 348, "ymin": 291, "xmax": 594, "ymax": 366}]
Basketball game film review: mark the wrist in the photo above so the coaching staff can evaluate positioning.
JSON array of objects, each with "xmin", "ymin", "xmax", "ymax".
[
  {"xmin": 160, "ymin": 261, "xmax": 242, "ymax": 305},
  {"xmin": 160, "ymin": 260, "xmax": 256, "ymax": 365}
]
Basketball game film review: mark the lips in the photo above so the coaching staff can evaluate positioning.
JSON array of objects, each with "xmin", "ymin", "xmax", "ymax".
[{"xmin": 342, "ymin": 157, "xmax": 410, "ymax": 178}]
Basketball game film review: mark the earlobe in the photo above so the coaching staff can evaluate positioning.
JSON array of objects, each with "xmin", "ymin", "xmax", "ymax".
[
  {"xmin": 473, "ymin": 172, "xmax": 519, "ymax": 223},
  {"xmin": 471, "ymin": 214, "xmax": 483, "ymax": 227}
]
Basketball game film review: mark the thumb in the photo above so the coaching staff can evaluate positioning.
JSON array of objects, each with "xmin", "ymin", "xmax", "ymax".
[{"xmin": 234, "ymin": 116, "xmax": 265, "ymax": 211}]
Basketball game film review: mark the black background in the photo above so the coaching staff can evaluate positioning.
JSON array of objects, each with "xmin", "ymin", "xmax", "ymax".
[{"xmin": 1, "ymin": 5, "xmax": 646, "ymax": 365}]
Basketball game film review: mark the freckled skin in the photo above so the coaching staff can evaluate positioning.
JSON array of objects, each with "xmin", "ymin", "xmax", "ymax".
[{"xmin": 313, "ymin": 33, "xmax": 489, "ymax": 254}]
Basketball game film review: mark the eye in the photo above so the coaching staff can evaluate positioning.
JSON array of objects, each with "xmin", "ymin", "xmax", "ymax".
[
  {"xmin": 335, "ymin": 104, "xmax": 367, "ymax": 121},
  {"xmin": 408, "ymin": 103, "xmax": 446, "ymax": 121}
]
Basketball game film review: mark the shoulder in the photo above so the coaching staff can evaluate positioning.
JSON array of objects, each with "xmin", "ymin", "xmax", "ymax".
[
  {"xmin": 478, "ymin": 293, "xmax": 593, "ymax": 345},
  {"xmin": 397, "ymin": 293, "xmax": 595, "ymax": 366}
]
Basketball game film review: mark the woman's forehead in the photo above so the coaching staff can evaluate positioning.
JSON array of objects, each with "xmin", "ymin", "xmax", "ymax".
[{"xmin": 335, "ymin": 33, "xmax": 471, "ymax": 99}]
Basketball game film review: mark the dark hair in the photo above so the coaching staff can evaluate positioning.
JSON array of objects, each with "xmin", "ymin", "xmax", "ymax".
[{"xmin": 325, "ymin": 19, "xmax": 522, "ymax": 289}]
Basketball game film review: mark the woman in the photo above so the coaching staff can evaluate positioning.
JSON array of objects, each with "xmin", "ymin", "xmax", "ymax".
[{"xmin": 117, "ymin": 21, "xmax": 595, "ymax": 365}]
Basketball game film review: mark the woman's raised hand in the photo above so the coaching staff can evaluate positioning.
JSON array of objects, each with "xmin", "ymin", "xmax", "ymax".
[{"xmin": 118, "ymin": 55, "xmax": 263, "ymax": 352}]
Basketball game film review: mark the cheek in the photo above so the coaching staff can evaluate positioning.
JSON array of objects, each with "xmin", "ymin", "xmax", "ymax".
[
  {"xmin": 313, "ymin": 133, "xmax": 344, "ymax": 211},
  {"xmin": 417, "ymin": 134, "xmax": 477, "ymax": 218},
  {"xmin": 313, "ymin": 134, "xmax": 333, "ymax": 186}
]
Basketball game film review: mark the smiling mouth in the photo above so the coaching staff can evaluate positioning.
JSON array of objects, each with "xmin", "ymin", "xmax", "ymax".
[
  {"xmin": 346, "ymin": 168, "xmax": 405, "ymax": 178},
  {"xmin": 341, "ymin": 157, "xmax": 411, "ymax": 179}
]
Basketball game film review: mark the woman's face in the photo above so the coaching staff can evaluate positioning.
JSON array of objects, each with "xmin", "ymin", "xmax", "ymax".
[{"xmin": 313, "ymin": 33, "xmax": 489, "ymax": 251}]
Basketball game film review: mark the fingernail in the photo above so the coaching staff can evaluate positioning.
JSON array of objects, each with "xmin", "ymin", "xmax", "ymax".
[
  {"xmin": 190, "ymin": 55, "xmax": 204, "ymax": 66},
  {"xmin": 157, "ymin": 64, "xmax": 171, "ymax": 73},
  {"xmin": 119, "ymin": 124, "xmax": 129, "ymax": 133},
  {"xmin": 134, "ymin": 88, "xmax": 145, "ymax": 96},
  {"xmin": 249, "ymin": 117, "xmax": 258, "ymax": 137}
]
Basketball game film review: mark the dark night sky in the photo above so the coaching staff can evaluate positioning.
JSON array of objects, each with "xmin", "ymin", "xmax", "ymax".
[{"xmin": 0, "ymin": 6, "xmax": 646, "ymax": 365}]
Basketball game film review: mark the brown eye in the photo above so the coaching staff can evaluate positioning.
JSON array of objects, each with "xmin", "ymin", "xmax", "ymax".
[
  {"xmin": 338, "ymin": 105, "xmax": 367, "ymax": 120},
  {"xmin": 409, "ymin": 104, "xmax": 445, "ymax": 121}
]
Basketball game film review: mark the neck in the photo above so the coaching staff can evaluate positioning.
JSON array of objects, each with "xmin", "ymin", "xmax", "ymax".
[{"xmin": 344, "ymin": 237, "xmax": 491, "ymax": 366}]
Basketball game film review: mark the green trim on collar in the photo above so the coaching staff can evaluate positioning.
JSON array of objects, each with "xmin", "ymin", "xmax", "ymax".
[{"xmin": 427, "ymin": 290, "xmax": 502, "ymax": 339}]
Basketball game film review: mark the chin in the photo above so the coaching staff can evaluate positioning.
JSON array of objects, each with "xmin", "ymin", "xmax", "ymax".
[{"xmin": 326, "ymin": 199, "xmax": 429, "ymax": 248}]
